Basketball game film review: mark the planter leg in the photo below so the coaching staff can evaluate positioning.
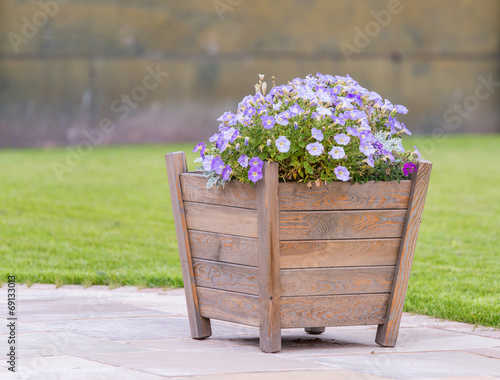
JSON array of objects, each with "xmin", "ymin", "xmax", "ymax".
[
  {"xmin": 166, "ymin": 152, "xmax": 212, "ymax": 340},
  {"xmin": 258, "ymin": 162, "xmax": 281, "ymax": 353},
  {"xmin": 376, "ymin": 160, "xmax": 432, "ymax": 347},
  {"xmin": 305, "ymin": 327, "xmax": 325, "ymax": 335}
]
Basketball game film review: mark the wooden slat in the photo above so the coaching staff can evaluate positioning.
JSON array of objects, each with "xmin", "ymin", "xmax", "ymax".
[
  {"xmin": 257, "ymin": 162, "xmax": 282, "ymax": 353},
  {"xmin": 192, "ymin": 259, "xmax": 258, "ymax": 295},
  {"xmin": 189, "ymin": 230, "xmax": 258, "ymax": 267},
  {"xmin": 165, "ymin": 152, "xmax": 211, "ymax": 339},
  {"xmin": 281, "ymin": 294, "xmax": 390, "ymax": 328},
  {"xmin": 376, "ymin": 160, "xmax": 432, "ymax": 347},
  {"xmin": 197, "ymin": 287, "xmax": 259, "ymax": 327},
  {"xmin": 184, "ymin": 202, "xmax": 257, "ymax": 238},
  {"xmin": 279, "ymin": 210, "xmax": 407, "ymax": 240},
  {"xmin": 279, "ymin": 180, "xmax": 412, "ymax": 211},
  {"xmin": 180, "ymin": 172, "xmax": 257, "ymax": 209},
  {"xmin": 280, "ymin": 238, "xmax": 401, "ymax": 269},
  {"xmin": 280, "ymin": 266, "xmax": 395, "ymax": 297}
]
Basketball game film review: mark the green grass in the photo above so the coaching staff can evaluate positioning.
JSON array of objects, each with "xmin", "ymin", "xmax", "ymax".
[{"xmin": 0, "ymin": 136, "xmax": 499, "ymax": 328}]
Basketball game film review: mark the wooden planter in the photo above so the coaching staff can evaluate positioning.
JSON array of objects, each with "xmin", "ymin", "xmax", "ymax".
[{"xmin": 166, "ymin": 151, "xmax": 432, "ymax": 353}]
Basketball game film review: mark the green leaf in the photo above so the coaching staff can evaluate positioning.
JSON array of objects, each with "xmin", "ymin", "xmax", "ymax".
[{"xmin": 304, "ymin": 161, "xmax": 314, "ymax": 174}]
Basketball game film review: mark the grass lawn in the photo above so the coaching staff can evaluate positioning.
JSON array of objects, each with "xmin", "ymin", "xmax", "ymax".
[{"xmin": 0, "ymin": 135, "xmax": 499, "ymax": 328}]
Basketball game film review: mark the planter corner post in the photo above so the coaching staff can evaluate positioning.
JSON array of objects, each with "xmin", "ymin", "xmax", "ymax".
[
  {"xmin": 257, "ymin": 161, "xmax": 281, "ymax": 353},
  {"xmin": 165, "ymin": 151, "xmax": 212, "ymax": 339},
  {"xmin": 376, "ymin": 160, "xmax": 432, "ymax": 346}
]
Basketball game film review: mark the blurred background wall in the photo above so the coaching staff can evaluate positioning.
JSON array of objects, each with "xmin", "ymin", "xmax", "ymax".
[{"xmin": 0, "ymin": 0, "xmax": 499, "ymax": 148}]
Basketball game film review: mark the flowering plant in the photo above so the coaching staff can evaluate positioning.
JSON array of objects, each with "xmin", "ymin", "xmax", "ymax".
[{"xmin": 194, "ymin": 73, "xmax": 420, "ymax": 188}]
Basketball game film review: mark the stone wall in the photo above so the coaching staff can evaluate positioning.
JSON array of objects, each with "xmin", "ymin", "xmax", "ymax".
[{"xmin": 0, "ymin": 0, "xmax": 499, "ymax": 147}]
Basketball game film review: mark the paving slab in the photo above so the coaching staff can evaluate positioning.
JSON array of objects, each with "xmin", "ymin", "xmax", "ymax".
[
  {"xmin": 306, "ymin": 351, "xmax": 500, "ymax": 379},
  {"xmin": 81, "ymin": 349, "xmax": 329, "ymax": 377},
  {"xmin": 174, "ymin": 369, "xmax": 394, "ymax": 380},
  {"xmin": 0, "ymin": 284, "xmax": 498, "ymax": 380},
  {"xmin": 16, "ymin": 332, "xmax": 149, "ymax": 358}
]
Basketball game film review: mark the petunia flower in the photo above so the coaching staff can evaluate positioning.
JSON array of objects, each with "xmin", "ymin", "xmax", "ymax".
[
  {"xmin": 211, "ymin": 157, "xmax": 224, "ymax": 175},
  {"xmin": 275, "ymin": 112, "xmax": 289, "ymax": 126},
  {"xmin": 413, "ymin": 145, "xmax": 421, "ymax": 159},
  {"xmin": 334, "ymin": 165, "xmax": 350, "ymax": 181},
  {"xmin": 328, "ymin": 146, "xmax": 345, "ymax": 159},
  {"xmin": 306, "ymin": 142, "xmax": 324, "ymax": 156},
  {"xmin": 202, "ymin": 155, "xmax": 214, "ymax": 171},
  {"xmin": 275, "ymin": 136, "xmax": 291, "ymax": 153},
  {"xmin": 364, "ymin": 156, "xmax": 374, "ymax": 168},
  {"xmin": 222, "ymin": 164, "xmax": 232, "ymax": 181},
  {"xmin": 360, "ymin": 143, "xmax": 376, "ymax": 156},
  {"xmin": 238, "ymin": 155, "xmax": 249, "ymax": 168},
  {"xmin": 248, "ymin": 166, "xmax": 263, "ymax": 183},
  {"xmin": 334, "ymin": 133, "xmax": 350, "ymax": 146},
  {"xmin": 261, "ymin": 115, "xmax": 276, "ymax": 129},
  {"xmin": 311, "ymin": 127, "xmax": 324, "ymax": 141},
  {"xmin": 193, "ymin": 142, "xmax": 206, "ymax": 157},
  {"xmin": 249, "ymin": 157, "xmax": 263, "ymax": 168}
]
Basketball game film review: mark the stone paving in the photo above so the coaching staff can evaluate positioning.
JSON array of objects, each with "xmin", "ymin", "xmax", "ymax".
[{"xmin": 1, "ymin": 284, "xmax": 499, "ymax": 380}]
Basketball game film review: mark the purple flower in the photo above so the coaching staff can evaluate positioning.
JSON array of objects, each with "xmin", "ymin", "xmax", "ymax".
[
  {"xmin": 395, "ymin": 104, "xmax": 408, "ymax": 114},
  {"xmin": 244, "ymin": 137, "xmax": 249, "ymax": 146},
  {"xmin": 331, "ymin": 116, "xmax": 346, "ymax": 126},
  {"xmin": 306, "ymin": 142, "xmax": 324, "ymax": 156},
  {"xmin": 311, "ymin": 127, "xmax": 324, "ymax": 141},
  {"xmin": 222, "ymin": 164, "xmax": 232, "ymax": 181},
  {"xmin": 334, "ymin": 165, "xmax": 350, "ymax": 181},
  {"xmin": 346, "ymin": 127, "xmax": 359, "ymax": 137},
  {"xmin": 238, "ymin": 155, "xmax": 249, "ymax": 168},
  {"xmin": 334, "ymin": 133, "xmax": 350, "ymax": 146},
  {"xmin": 275, "ymin": 112, "xmax": 289, "ymax": 126},
  {"xmin": 289, "ymin": 103, "xmax": 304, "ymax": 116},
  {"xmin": 402, "ymin": 162, "xmax": 418, "ymax": 176},
  {"xmin": 328, "ymin": 146, "xmax": 345, "ymax": 159},
  {"xmin": 261, "ymin": 115, "xmax": 276, "ymax": 129},
  {"xmin": 358, "ymin": 131, "xmax": 373, "ymax": 143},
  {"xmin": 211, "ymin": 157, "xmax": 224, "ymax": 175},
  {"xmin": 293, "ymin": 121, "xmax": 299, "ymax": 129},
  {"xmin": 223, "ymin": 127, "xmax": 239, "ymax": 143},
  {"xmin": 248, "ymin": 166, "xmax": 263, "ymax": 183},
  {"xmin": 244, "ymin": 107, "xmax": 256, "ymax": 117},
  {"xmin": 275, "ymin": 136, "xmax": 291, "ymax": 153},
  {"xmin": 202, "ymin": 155, "xmax": 214, "ymax": 171},
  {"xmin": 360, "ymin": 143, "xmax": 376, "ymax": 156},
  {"xmin": 413, "ymin": 145, "xmax": 421, "ymax": 159},
  {"xmin": 315, "ymin": 106, "xmax": 332, "ymax": 117},
  {"xmin": 365, "ymin": 156, "xmax": 375, "ymax": 168},
  {"xmin": 193, "ymin": 142, "xmax": 206, "ymax": 157},
  {"xmin": 249, "ymin": 157, "xmax": 263, "ymax": 168}
]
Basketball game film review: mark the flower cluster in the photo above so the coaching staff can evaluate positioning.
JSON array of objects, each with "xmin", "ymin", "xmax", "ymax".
[{"xmin": 194, "ymin": 73, "xmax": 420, "ymax": 188}]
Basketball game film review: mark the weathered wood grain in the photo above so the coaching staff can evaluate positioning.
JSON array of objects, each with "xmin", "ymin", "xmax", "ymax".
[
  {"xmin": 165, "ymin": 152, "xmax": 212, "ymax": 339},
  {"xmin": 281, "ymin": 294, "xmax": 390, "ymax": 328},
  {"xmin": 197, "ymin": 287, "xmax": 259, "ymax": 327},
  {"xmin": 192, "ymin": 258, "xmax": 258, "ymax": 295},
  {"xmin": 376, "ymin": 160, "xmax": 432, "ymax": 347},
  {"xmin": 181, "ymin": 172, "xmax": 257, "ymax": 209},
  {"xmin": 280, "ymin": 238, "xmax": 401, "ymax": 269},
  {"xmin": 189, "ymin": 230, "xmax": 258, "ymax": 267},
  {"xmin": 280, "ymin": 266, "xmax": 395, "ymax": 297},
  {"xmin": 184, "ymin": 202, "xmax": 257, "ymax": 238},
  {"xmin": 279, "ymin": 180, "xmax": 412, "ymax": 211},
  {"xmin": 279, "ymin": 210, "xmax": 407, "ymax": 240},
  {"xmin": 257, "ymin": 162, "xmax": 281, "ymax": 353}
]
